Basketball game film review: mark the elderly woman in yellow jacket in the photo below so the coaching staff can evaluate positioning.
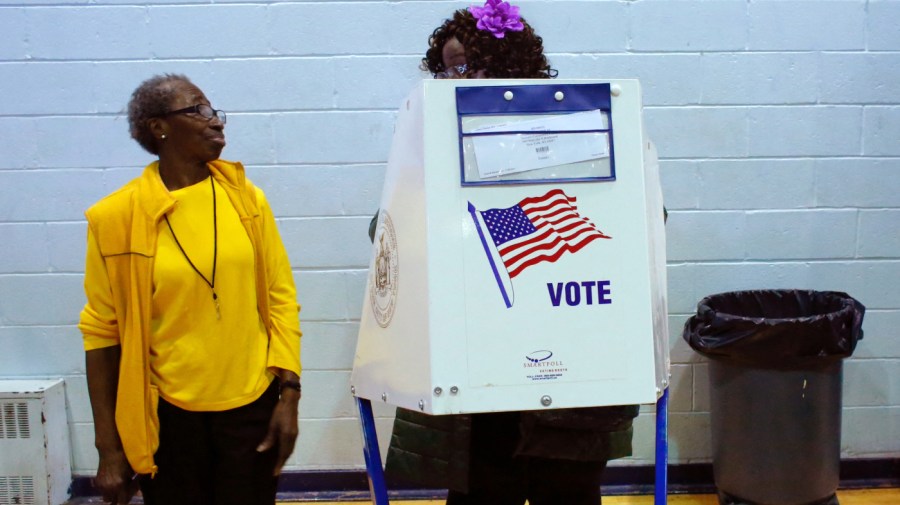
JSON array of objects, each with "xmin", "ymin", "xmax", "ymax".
[{"xmin": 79, "ymin": 74, "xmax": 302, "ymax": 505}]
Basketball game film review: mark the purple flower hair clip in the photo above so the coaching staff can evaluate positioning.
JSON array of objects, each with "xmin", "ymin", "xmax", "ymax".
[{"xmin": 468, "ymin": 0, "xmax": 525, "ymax": 39}]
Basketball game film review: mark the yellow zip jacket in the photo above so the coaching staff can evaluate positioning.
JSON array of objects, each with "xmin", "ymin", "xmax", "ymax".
[{"xmin": 78, "ymin": 159, "xmax": 302, "ymax": 475}]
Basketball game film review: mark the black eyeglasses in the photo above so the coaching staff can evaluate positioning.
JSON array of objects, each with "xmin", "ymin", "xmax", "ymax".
[
  {"xmin": 435, "ymin": 64, "xmax": 469, "ymax": 79},
  {"xmin": 164, "ymin": 104, "xmax": 227, "ymax": 124}
]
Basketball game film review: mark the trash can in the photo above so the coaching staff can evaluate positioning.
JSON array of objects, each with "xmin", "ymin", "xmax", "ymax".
[{"xmin": 683, "ymin": 290, "xmax": 865, "ymax": 505}]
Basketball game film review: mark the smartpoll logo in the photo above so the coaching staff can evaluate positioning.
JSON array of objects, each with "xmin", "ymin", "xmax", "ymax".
[
  {"xmin": 523, "ymin": 350, "xmax": 564, "ymax": 369},
  {"xmin": 523, "ymin": 350, "xmax": 568, "ymax": 381},
  {"xmin": 525, "ymin": 350, "xmax": 553, "ymax": 363}
]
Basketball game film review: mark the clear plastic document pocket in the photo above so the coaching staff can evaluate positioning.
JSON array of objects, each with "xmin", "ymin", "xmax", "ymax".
[{"xmin": 456, "ymin": 83, "xmax": 615, "ymax": 186}]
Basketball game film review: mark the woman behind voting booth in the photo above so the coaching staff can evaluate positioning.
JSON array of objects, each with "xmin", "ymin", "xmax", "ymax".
[
  {"xmin": 369, "ymin": 2, "xmax": 640, "ymax": 504},
  {"xmin": 79, "ymin": 74, "xmax": 302, "ymax": 505}
]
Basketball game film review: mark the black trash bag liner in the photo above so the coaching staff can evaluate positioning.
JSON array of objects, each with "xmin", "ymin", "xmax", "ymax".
[{"xmin": 684, "ymin": 289, "xmax": 865, "ymax": 369}]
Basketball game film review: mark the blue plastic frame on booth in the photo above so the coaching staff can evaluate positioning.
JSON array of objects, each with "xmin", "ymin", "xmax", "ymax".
[{"xmin": 456, "ymin": 82, "xmax": 616, "ymax": 186}]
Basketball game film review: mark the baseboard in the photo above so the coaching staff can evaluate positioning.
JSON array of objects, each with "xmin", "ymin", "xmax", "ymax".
[{"xmin": 69, "ymin": 458, "xmax": 899, "ymax": 501}]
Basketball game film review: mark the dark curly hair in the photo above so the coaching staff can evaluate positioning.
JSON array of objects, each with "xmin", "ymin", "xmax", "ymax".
[
  {"xmin": 127, "ymin": 73, "xmax": 192, "ymax": 155},
  {"xmin": 421, "ymin": 9, "xmax": 556, "ymax": 79}
]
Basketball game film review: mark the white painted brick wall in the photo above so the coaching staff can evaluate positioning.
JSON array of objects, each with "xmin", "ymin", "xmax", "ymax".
[
  {"xmin": 0, "ymin": 0, "xmax": 897, "ymax": 477},
  {"xmin": 631, "ymin": 1, "xmax": 748, "ymax": 51},
  {"xmin": 748, "ymin": 1, "xmax": 866, "ymax": 51},
  {"xmin": 869, "ymin": 1, "xmax": 900, "ymax": 51}
]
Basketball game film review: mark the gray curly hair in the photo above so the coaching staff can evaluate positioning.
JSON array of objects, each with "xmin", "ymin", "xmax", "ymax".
[{"xmin": 127, "ymin": 73, "xmax": 192, "ymax": 155}]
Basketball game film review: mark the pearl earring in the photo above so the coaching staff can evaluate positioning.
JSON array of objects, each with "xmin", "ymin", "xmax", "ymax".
[{"xmin": 161, "ymin": 134, "xmax": 167, "ymax": 139}]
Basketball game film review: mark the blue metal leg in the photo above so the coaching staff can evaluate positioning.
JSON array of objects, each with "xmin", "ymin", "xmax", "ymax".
[
  {"xmin": 654, "ymin": 387, "xmax": 669, "ymax": 505},
  {"xmin": 356, "ymin": 397, "xmax": 390, "ymax": 505}
]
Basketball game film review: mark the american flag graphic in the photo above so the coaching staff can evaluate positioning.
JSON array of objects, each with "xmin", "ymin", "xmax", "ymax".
[{"xmin": 478, "ymin": 189, "xmax": 611, "ymax": 279}]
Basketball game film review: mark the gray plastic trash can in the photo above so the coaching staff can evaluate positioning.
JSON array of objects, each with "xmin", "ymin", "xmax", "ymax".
[{"xmin": 684, "ymin": 290, "xmax": 865, "ymax": 505}]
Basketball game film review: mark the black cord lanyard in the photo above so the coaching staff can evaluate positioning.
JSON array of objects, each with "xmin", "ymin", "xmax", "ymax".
[{"xmin": 164, "ymin": 176, "xmax": 220, "ymax": 320}]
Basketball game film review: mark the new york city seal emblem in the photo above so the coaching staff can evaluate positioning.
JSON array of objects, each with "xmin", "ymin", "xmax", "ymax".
[{"xmin": 370, "ymin": 211, "xmax": 399, "ymax": 328}]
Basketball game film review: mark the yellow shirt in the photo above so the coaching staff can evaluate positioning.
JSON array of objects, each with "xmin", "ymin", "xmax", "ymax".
[
  {"xmin": 79, "ymin": 160, "xmax": 301, "ymax": 474},
  {"xmin": 151, "ymin": 177, "xmax": 272, "ymax": 411}
]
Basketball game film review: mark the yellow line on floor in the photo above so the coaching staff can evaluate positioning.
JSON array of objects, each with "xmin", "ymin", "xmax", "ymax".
[{"xmin": 292, "ymin": 488, "xmax": 900, "ymax": 505}]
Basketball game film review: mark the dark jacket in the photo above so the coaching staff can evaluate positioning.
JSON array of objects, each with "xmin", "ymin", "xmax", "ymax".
[{"xmin": 385, "ymin": 405, "xmax": 639, "ymax": 492}]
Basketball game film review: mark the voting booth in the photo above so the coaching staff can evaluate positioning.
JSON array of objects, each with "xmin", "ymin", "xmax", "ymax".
[{"xmin": 351, "ymin": 79, "xmax": 669, "ymax": 416}]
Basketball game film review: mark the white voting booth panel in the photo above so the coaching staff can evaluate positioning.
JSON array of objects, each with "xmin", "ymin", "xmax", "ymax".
[{"xmin": 352, "ymin": 79, "xmax": 668, "ymax": 415}]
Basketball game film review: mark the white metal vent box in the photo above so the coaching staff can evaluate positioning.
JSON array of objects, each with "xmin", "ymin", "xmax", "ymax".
[
  {"xmin": 352, "ymin": 79, "xmax": 669, "ymax": 416},
  {"xmin": 0, "ymin": 380, "xmax": 71, "ymax": 505}
]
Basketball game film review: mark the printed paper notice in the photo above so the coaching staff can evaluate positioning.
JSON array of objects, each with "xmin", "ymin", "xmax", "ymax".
[{"xmin": 469, "ymin": 110, "xmax": 610, "ymax": 179}]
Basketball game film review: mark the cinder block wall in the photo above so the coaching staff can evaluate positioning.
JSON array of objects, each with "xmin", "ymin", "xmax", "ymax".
[{"xmin": 0, "ymin": 0, "xmax": 897, "ymax": 476}]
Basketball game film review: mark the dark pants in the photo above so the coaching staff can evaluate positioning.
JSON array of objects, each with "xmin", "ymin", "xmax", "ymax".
[
  {"xmin": 139, "ymin": 382, "xmax": 279, "ymax": 505},
  {"xmin": 446, "ymin": 412, "xmax": 607, "ymax": 505}
]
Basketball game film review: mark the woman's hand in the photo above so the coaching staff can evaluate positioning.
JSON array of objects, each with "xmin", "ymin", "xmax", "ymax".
[
  {"xmin": 86, "ymin": 346, "xmax": 137, "ymax": 503},
  {"xmin": 256, "ymin": 376, "xmax": 300, "ymax": 476},
  {"xmin": 95, "ymin": 448, "xmax": 138, "ymax": 504}
]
